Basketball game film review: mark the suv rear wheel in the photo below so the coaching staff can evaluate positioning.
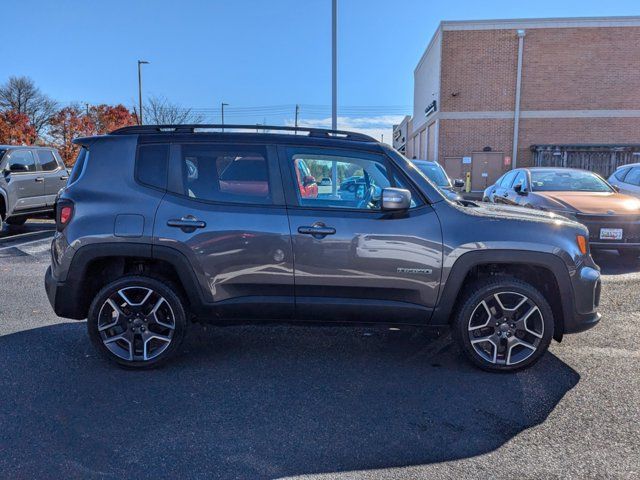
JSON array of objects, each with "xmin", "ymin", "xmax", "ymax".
[
  {"xmin": 87, "ymin": 276, "xmax": 187, "ymax": 368},
  {"xmin": 452, "ymin": 277, "xmax": 554, "ymax": 372}
]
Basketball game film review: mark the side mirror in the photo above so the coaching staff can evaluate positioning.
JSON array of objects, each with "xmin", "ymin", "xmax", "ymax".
[
  {"xmin": 382, "ymin": 187, "xmax": 411, "ymax": 211},
  {"xmin": 453, "ymin": 179, "xmax": 465, "ymax": 188},
  {"xmin": 8, "ymin": 163, "xmax": 28, "ymax": 173},
  {"xmin": 514, "ymin": 183, "xmax": 527, "ymax": 195},
  {"xmin": 302, "ymin": 175, "xmax": 316, "ymax": 187}
]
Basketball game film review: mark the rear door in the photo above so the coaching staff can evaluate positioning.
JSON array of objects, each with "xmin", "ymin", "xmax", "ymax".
[
  {"xmin": 153, "ymin": 140, "xmax": 294, "ymax": 319},
  {"xmin": 36, "ymin": 149, "xmax": 68, "ymax": 205},
  {"xmin": 4, "ymin": 149, "xmax": 45, "ymax": 212},
  {"xmin": 279, "ymin": 145, "xmax": 443, "ymax": 324}
]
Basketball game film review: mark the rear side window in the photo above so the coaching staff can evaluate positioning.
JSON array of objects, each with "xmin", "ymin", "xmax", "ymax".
[
  {"xmin": 624, "ymin": 167, "xmax": 640, "ymax": 187},
  {"xmin": 136, "ymin": 144, "xmax": 169, "ymax": 190},
  {"xmin": 68, "ymin": 148, "xmax": 87, "ymax": 185},
  {"xmin": 176, "ymin": 144, "xmax": 271, "ymax": 205},
  {"xmin": 37, "ymin": 150, "xmax": 60, "ymax": 171}
]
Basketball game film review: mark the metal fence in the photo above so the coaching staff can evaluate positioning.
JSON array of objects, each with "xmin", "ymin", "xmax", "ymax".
[{"xmin": 532, "ymin": 145, "xmax": 640, "ymax": 178}]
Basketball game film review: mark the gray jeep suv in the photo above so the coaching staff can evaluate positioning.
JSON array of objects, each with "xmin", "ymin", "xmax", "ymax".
[
  {"xmin": 44, "ymin": 125, "xmax": 601, "ymax": 371},
  {"xmin": 0, "ymin": 145, "xmax": 68, "ymax": 229}
]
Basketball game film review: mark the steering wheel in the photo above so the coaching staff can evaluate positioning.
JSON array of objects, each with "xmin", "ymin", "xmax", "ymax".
[{"xmin": 356, "ymin": 184, "xmax": 377, "ymax": 209}]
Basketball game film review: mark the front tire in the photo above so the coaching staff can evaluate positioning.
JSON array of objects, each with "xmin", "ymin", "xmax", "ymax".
[
  {"xmin": 87, "ymin": 276, "xmax": 187, "ymax": 368},
  {"xmin": 452, "ymin": 277, "xmax": 554, "ymax": 372}
]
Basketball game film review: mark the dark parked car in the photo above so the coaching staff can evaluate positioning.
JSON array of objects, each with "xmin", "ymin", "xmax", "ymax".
[
  {"xmin": 45, "ymin": 125, "xmax": 600, "ymax": 372},
  {"xmin": 483, "ymin": 167, "xmax": 640, "ymax": 258},
  {"xmin": 0, "ymin": 145, "xmax": 68, "ymax": 229},
  {"xmin": 411, "ymin": 159, "xmax": 464, "ymax": 201}
]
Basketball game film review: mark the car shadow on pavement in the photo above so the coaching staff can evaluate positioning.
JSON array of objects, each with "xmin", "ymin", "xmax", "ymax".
[
  {"xmin": 0, "ymin": 322, "xmax": 579, "ymax": 479},
  {"xmin": 592, "ymin": 250, "xmax": 640, "ymax": 275}
]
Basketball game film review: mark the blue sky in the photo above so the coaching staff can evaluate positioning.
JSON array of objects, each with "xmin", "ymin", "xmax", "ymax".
[{"xmin": 2, "ymin": 0, "xmax": 640, "ymax": 140}]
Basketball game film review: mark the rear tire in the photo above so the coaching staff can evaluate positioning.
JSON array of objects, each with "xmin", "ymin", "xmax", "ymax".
[
  {"xmin": 451, "ymin": 277, "xmax": 554, "ymax": 372},
  {"xmin": 87, "ymin": 276, "xmax": 188, "ymax": 369}
]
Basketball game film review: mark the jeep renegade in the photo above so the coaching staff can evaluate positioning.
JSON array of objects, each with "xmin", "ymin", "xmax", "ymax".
[{"xmin": 44, "ymin": 125, "xmax": 601, "ymax": 371}]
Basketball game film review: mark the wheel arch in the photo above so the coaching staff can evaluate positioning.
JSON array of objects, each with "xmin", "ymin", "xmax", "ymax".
[
  {"xmin": 431, "ymin": 250, "xmax": 574, "ymax": 341},
  {"xmin": 57, "ymin": 243, "xmax": 205, "ymax": 319}
]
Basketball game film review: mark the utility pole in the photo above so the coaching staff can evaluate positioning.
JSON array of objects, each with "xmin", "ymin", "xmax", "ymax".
[
  {"xmin": 137, "ymin": 60, "xmax": 149, "ymax": 125},
  {"xmin": 221, "ymin": 102, "xmax": 229, "ymax": 131},
  {"xmin": 85, "ymin": 103, "xmax": 90, "ymax": 116},
  {"xmin": 331, "ymin": 0, "xmax": 337, "ymax": 130},
  {"xmin": 294, "ymin": 104, "xmax": 299, "ymax": 134}
]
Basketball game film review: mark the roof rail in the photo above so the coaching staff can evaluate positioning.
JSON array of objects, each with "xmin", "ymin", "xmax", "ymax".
[{"xmin": 109, "ymin": 124, "xmax": 378, "ymax": 142}]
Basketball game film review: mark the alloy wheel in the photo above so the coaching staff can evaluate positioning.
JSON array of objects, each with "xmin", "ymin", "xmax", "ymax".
[
  {"xmin": 467, "ymin": 291, "xmax": 544, "ymax": 366},
  {"xmin": 97, "ymin": 286, "xmax": 176, "ymax": 362}
]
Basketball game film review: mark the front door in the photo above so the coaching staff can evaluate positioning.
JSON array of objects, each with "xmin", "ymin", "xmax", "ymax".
[
  {"xmin": 279, "ymin": 146, "xmax": 443, "ymax": 324},
  {"xmin": 153, "ymin": 141, "xmax": 294, "ymax": 319},
  {"xmin": 4, "ymin": 149, "xmax": 45, "ymax": 212}
]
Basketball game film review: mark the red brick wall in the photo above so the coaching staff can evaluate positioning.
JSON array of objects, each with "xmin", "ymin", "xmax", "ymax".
[
  {"xmin": 520, "ymin": 27, "xmax": 640, "ymax": 110},
  {"xmin": 438, "ymin": 118, "xmax": 513, "ymax": 160},
  {"xmin": 440, "ymin": 30, "xmax": 518, "ymax": 112}
]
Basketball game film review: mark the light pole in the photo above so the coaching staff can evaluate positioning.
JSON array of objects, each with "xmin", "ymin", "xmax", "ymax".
[
  {"xmin": 221, "ymin": 102, "xmax": 229, "ymax": 131},
  {"xmin": 137, "ymin": 60, "xmax": 149, "ymax": 125},
  {"xmin": 331, "ymin": 0, "xmax": 337, "ymax": 131}
]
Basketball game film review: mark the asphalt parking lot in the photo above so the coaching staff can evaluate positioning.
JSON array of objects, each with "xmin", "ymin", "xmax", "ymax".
[{"xmin": 0, "ymin": 221, "xmax": 638, "ymax": 479}]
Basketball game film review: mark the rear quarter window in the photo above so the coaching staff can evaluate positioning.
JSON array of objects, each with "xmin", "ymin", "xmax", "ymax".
[
  {"xmin": 136, "ymin": 144, "xmax": 169, "ymax": 190},
  {"xmin": 68, "ymin": 148, "xmax": 88, "ymax": 185}
]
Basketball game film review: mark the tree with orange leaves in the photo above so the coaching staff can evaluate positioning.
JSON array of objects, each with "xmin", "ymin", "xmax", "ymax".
[
  {"xmin": 0, "ymin": 110, "xmax": 36, "ymax": 145},
  {"xmin": 48, "ymin": 106, "xmax": 95, "ymax": 165},
  {"xmin": 90, "ymin": 104, "xmax": 137, "ymax": 134}
]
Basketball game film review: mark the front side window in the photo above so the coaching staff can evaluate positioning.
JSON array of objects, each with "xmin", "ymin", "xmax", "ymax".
[
  {"xmin": 179, "ymin": 144, "xmax": 271, "ymax": 204},
  {"xmin": 288, "ymin": 150, "xmax": 420, "ymax": 210},
  {"xmin": 614, "ymin": 167, "xmax": 631, "ymax": 181},
  {"xmin": 7, "ymin": 150, "xmax": 36, "ymax": 173},
  {"xmin": 412, "ymin": 161, "xmax": 451, "ymax": 187},
  {"xmin": 512, "ymin": 171, "xmax": 526, "ymax": 190},
  {"xmin": 37, "ymin": 150, "xmax": 60, "ymax": 171},
  {"xmin": 530, "ymin": 170, "xmax": 612, "ymax": 192},
  {"xmin": 500, "ymin": 171, "xmax": 518, "ymax": 188}
]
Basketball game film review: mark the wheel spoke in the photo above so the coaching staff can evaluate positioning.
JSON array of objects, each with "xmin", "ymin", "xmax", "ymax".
[
  {"xmin": 103, "ymin": 331, "xmax": 133, "ymax": 360},
  {"xmin": 118, "ymin": 287, "xmax": 153, "ymax": 307},
  {"xmin": 517, "ymin": 306, "xmax": 544, "ymax": 338},
  {"xmin": 506, "ymin": 336, "xmax": 537, "ymax": 365},
  {"xmin": 468, "ymin": 300, "xmax": 492, "ymax": 331},
  {"xmin": 143, "ymin": 333, "xmax": 172, "ymax": 361},
  {"xmin": 470, "ymin": 333, "xmax": 500, "ymax": 364},
  {"xmin": 98, "ymin": 298, "xmax": 122, "ymax": 332},
  {"xmin": 150, "ymin": 297, "xmax": 174, "ymax": 329}
]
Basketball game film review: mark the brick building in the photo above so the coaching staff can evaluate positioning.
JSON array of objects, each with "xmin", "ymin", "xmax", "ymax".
[{"xmin": 403, "ymin": 17, "xmax": 640, "ymax": 191}]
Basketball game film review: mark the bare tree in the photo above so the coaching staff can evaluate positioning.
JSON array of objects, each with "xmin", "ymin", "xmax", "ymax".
[
  {"xmin": 0, "ymin": 76, "xmax": 58, "ymax": 136},
  {"xmin": 143, "ymin": 95, "xmax": 204, "ymax": 124}
]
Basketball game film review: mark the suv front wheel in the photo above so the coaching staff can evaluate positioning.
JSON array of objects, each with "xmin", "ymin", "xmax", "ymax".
[
  {"xmin": 452, "ymin": 277, "xmax": 554, "ymax": 372},
  {"xmin": 87, "ymin": 276, "xmax": 187, "ymax": 368}
]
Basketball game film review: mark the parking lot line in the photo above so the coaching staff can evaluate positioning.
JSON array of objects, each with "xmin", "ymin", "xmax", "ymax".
[{"xmin": 0, "ymin": 236, "xmax": 53, "ymax": 252}]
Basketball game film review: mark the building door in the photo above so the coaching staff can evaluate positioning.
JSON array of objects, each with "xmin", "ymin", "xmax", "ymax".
[{"xmin": 471, "ymin": 152, "xmax": 503, "ymax": 191}]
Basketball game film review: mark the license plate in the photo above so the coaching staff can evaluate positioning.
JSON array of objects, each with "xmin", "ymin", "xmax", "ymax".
[{"xmin": 600, "ymin": 228, "xmax": 623, "ymax": 240}]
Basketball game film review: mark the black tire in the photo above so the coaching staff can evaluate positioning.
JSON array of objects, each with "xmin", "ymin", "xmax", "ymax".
[
  {"xmin": 451, "ymin": 277, "xmax": 554, "ymax": 372},
  {"xmin": 5, "ymin": 217, "xmax": 27, "ymax": 226},
  {"xmin": 87, "ymin": 275, "xmax": 188, "ymax": 369},
  {"xmin": 618, "ymin": 249, "xmax": 640, "ymax": 262}
]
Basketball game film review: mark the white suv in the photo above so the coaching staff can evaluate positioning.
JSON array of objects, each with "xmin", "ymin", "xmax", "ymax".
[{"xmin": 608, "ymin": 163, "xmax": 640, "ymax": 198}]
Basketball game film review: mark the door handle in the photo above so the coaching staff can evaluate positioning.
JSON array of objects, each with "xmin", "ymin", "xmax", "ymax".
[
  {"xmin": 167, "ymin": 216, "xmax": 206, "ymax": 231},
  {"xmin": 60, "ymin": 175, "xmax": 69, "ymax": 181},
  {"xmin": 35, "ymin": 177, "xmax": 44, "ymax": 182},
  {"xmin": 298, "ymin": 224, "xmax": 336, "ymax": 237}
]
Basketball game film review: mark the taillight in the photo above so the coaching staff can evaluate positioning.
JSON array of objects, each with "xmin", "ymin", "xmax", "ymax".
[{"xmin": 56, "ymin": 200, "xmax": 74, "ymax": 231}]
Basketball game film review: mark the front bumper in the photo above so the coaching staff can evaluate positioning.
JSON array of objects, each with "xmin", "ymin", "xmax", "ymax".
[
  {"xmin": 563, "ymin": 265, "xmax": 601, "ymax": 334},
  {"xmin": 579, "ymin": 214, "xmax": 640, "ymax": 249}
]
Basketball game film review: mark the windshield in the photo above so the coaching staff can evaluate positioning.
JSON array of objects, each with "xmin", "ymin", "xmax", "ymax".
[
  {"xmin": 530, "ymin": 170, "xmax": 612, "ymax": 192},
  {"xmin": 413, "ymin": 161, "xmax": 451, "ymax": 187}
]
